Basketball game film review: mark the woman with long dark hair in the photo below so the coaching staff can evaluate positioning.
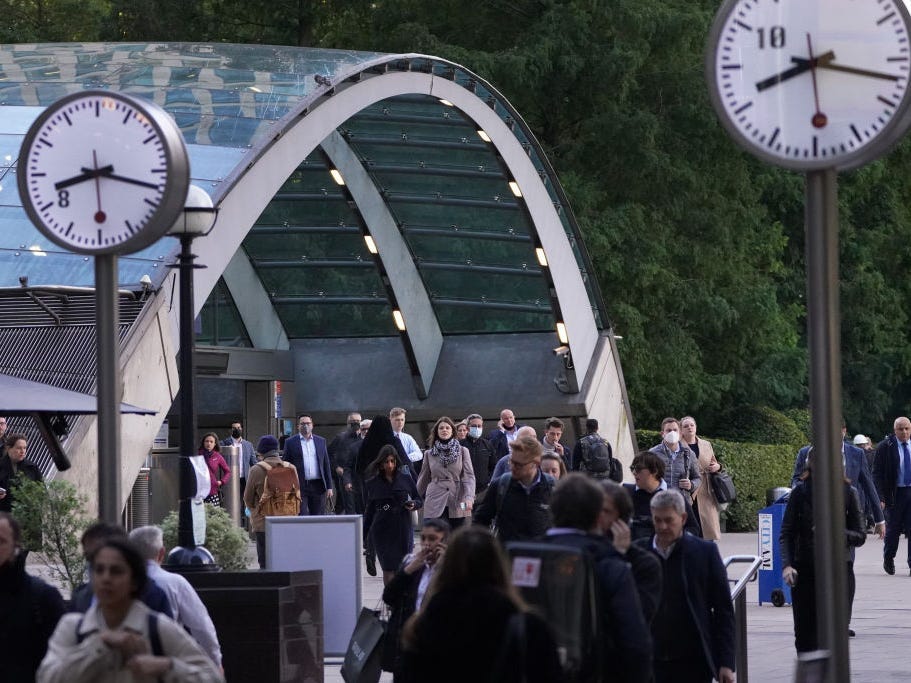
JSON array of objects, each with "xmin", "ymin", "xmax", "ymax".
[
  {"xmin": 38, "ymin": 538, "xmax": 223, "ymax": 682},
  {"xmin": 780, "ymin": 451, "xmax": 866, "ymax": 652},
  {"xmin": 400, "ymin": 526, "xmax": 561, "ymax": 683},
  {"xmin": 364, "ymin": 445, "xmax": 422, "ymax": 585},
  {"xmin": 198, "ymin": 432, "xmax": 230, "ymax": 507},
  {"xmin": 357, "ymin": 416, "xmax": 413, "ymax": 575},
  {"xmin": 417, "ymin": 417, "xmax": 475, "ymax": 530}
]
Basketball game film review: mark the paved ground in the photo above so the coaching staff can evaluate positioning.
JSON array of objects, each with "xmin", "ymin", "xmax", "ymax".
[{"xmin": 325, "ymin": 531, "xmax": 911, "ymax": 682}]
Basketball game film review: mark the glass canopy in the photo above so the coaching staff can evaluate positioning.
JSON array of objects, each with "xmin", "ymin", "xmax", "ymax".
[{"xmin": 0, "ymin": 42, "xmax": 605, "ymax": 342}]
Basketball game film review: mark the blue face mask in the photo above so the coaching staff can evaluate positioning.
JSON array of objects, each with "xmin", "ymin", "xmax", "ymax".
[{"xmin": 469, "ymin": 426, "xmax": 482, "ymax": 439}]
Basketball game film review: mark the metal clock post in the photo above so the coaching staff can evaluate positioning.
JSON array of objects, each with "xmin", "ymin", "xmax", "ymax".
[
  {"xmin": 706, "ymin": 2, "xmax": 911, "ymax": 680},
  {"xmin": 17, "ymin": 91, "xmax": 190, "ymax": 524}
]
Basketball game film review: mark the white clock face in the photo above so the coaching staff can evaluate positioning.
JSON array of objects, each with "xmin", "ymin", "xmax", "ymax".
[
  {"xmin": 17, "ymin": 91, "xmax": 189, "ymax": 255},
  {"xmin": 707, "ymin": 0, "xmax": 911, "ymax": 171}
]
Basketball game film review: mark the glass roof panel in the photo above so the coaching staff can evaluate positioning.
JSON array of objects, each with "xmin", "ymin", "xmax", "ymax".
[
  {"xmin": 275, "ymin": 301, "xmax": 396, "ymax": 338},
  {"xmin": 197, "ymin": 277, "xmax": 251, "ymax": 348}
]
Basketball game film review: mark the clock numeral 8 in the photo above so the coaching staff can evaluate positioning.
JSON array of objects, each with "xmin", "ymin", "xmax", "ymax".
[
  {"xmin": 758, "ymin": 26, "xmax": 786, "ymax": 50},
  {"xmin": 57, "ymin": 189, "xmax": 70, "ymax": 208}
]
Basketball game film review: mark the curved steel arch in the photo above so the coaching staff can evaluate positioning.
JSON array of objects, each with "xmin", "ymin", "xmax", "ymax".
[{"xmin": 193, "ymin": 54, "xmax": 607, "ymax": 386}]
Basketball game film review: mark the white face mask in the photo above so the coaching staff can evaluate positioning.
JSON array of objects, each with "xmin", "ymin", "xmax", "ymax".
[
  {"xmin": 664, "ymin": 430, "xmax": 680, "ymax": 445},
  {"xmin": 468, "ymin": 426, "xmax": 482, "ymax": 439}
]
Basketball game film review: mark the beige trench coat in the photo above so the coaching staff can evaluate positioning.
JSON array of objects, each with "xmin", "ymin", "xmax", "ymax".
[
  {"xmin": 417, "ymin": 446, "xmax": 475, "ymax": 518},
  {"xmin": 692, "ymin": 437, "xmax": 722, "ymax": 540}
]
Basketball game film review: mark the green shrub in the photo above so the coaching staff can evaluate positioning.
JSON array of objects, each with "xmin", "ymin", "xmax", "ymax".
[
  {"xmin": 710, "ymin": 405, "xmax": 805, "ymax": 447},
  {"xmin": 161, "ymin": 504, "xmax": 249, "ymax": 570},
  {"xmin": 634, "ymin": 429, "xmax": 796, "ymax": 531},
  {"xmin": 783, "ymin": 408, "xmax": 811, "ymax": 444},
  {"xmin": 11, "ymin": 478, "xmax": 91, "ymax": 593}
]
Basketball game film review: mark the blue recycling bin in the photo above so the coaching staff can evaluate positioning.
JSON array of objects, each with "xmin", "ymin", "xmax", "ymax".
[{"xmin": 758, "ymin": 496, "xmax": 792, "ymax": 606}]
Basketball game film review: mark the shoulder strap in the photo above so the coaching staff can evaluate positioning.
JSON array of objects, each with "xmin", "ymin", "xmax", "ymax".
[
  {"xmin": 496, "ymin": 474, "xmax": 512, "ymax": 516},
  {"xmin": 148, "ymin": 612, "xmax": 163, "ymax": 657},
  {"xmin": 74, "ymin": 614, "xmax": 86, "ymax": 643}
]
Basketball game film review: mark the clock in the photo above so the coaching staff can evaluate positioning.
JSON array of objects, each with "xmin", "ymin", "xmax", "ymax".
[
  {"xmin": 17, "ymin": 90, "xmax": 190, "ymax": 254},
  {"xmin": 706, "ymin": 0, "xmax": 911, "ymax": 171}
]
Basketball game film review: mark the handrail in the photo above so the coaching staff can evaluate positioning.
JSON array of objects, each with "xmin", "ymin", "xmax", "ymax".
[{"xmin": 724, "ymin": 554, "xmax": 761, "ymax": 683}]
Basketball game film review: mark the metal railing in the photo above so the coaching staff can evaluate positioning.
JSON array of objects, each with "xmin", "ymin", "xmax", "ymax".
[{"xmin": 725, "ymin": 554, "xmax": 762, "ymax": 683}]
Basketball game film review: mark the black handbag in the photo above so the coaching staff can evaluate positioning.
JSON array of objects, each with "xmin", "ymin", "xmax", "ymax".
[
  {"xmin": 341, "ymin": 607, "xmax": 386, "ymax": 683},
  {"xmin": 710, "ymin": 469, "xmax": 737, "ymax": 504}
]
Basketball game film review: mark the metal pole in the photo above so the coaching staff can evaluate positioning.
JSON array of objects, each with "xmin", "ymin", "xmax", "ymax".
[
  {"xmin": 166, "ymin": 234, "xmax": 215, "ymax": 568},
  {"xmin": 222, "ymin": 444, "xmax": 241, "ymax": 526},
  {"xmin": 95, "ymin": 254, "xmax": 121, "ymax": 524},
  {"xmin": 177, "ymin": 234, "xmax": 197, "ymax": 549},
  {"xmin": 735, "ymin": 590, "xmax": 748, "ymax": 683},
  {"xmin": 804, "ymin": 168, "xmax": 849, "ymax": 681}
]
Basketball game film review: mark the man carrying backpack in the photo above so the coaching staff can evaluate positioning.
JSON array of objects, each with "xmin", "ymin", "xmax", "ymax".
[
  {"xmin": 510, "ymin": 474, "xmax": 652, "ymax": 682},
  {"xmin": 243, "ymin": 435, "xmax": 301, "ymax": 568},
  {"xmin": 571, "ymin": 418, "xmax": 622, "ymax": 482}
]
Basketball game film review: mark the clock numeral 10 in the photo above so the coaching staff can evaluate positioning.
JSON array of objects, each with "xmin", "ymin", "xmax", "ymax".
[{"xmin": 758, "ymin": 26, "xmax": 786, "ymax": 49}]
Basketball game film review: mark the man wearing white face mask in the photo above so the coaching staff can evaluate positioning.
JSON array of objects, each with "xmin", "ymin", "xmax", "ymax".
[
  {"xmin": 460, "ymin": 414, "xmax": 496, "ymax": 498},
  {"xmin": 649, "ymin": 417, "xmax": 701, "ymax": 497}
]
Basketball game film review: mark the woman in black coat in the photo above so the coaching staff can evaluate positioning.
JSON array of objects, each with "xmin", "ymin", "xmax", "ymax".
[
  {"xmin": 400, "ymin": 526, "xmax": 562, "ymax": 683},
  {"xmin": 780, "ymin": 454, "xmax": 866, "ymax": 652},
  {"xmin": 364, "ymin": 445, "xmax": 422, "ymax": 585}
]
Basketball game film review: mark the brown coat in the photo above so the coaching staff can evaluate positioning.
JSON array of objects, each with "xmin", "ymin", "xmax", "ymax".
[
  {"xmin": 417, "ymin": 446, "xmax": 475, "ymax": 518},
  {"xmin": 691, "ymin": 437, "xmax": 722, "ymax": 540}
]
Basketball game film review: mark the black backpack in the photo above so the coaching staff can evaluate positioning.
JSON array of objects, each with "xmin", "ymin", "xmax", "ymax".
[
  {"xmin": 505, "ymin": 541, "xmax": 601, "ymax": 683},
  {"xmin": 580, "ymin": 435, "xmax": 621, "ymax": 482}
]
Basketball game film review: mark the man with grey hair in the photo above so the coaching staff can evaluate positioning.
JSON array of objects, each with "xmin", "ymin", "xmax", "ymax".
[
  {"xmin": 128, "ymin": 525, "xmax": 223, "ymax": 668},
  {"xmin": 635, "ymin": 489, "xmax": 734, "ymax": 683}
]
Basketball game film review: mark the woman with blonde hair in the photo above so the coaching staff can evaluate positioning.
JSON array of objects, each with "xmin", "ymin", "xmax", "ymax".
[{"xmin": 401, "ymin": 526, "xmax": 560, "ymax": 682}]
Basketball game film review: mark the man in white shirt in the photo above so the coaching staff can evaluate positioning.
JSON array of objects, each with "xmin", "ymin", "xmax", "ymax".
[
  {"xmin": 128, "ymin": 525, "xmax": 223, "ymax": 668},
  {"xmin": 389, "ymin": 407, "xmax": 423, "ymax": 464}
]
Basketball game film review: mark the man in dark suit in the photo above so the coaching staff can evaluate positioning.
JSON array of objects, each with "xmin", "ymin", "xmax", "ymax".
[
  {"xmin": 637, "ymin": 489, "xmax": 735, "ymax": 683},
  {"xmin": 791, "ymin": 433, "xmax": 884, "ymax": 635},
  {"xmin": 221, "ymin": 419, "xmax": 256, "ymax": 508},
  {"xmin": 873, "ymin": 416, "xmax": 911, "ymax": 575},
  {"xmin": 283, "ymin": 414, "xmax": 334, "ymax": 515}
]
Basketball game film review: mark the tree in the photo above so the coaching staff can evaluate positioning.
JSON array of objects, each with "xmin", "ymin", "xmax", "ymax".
[{"xmin": 11, "ymin": 478, "xmax": 91, "ymax": 593}]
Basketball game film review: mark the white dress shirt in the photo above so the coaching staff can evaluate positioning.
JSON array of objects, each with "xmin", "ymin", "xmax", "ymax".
[{"xmin": 395, "ymin": 431, "xmax": 424, "ymax": 462}]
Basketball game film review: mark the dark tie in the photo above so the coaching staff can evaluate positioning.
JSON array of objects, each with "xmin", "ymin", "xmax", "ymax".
[{"xmin": 903, "ymin": 442, "xmax": 911, "ymax": 487}]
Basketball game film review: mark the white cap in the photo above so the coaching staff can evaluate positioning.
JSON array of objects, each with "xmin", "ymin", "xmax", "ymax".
[{"xmin": 852, "ymin": 434, "xmax": 869, "ymax": 446}]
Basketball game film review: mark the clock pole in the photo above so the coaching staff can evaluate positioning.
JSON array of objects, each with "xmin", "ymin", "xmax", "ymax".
[
  {"xmin": 95, "ymin": 254, "xmax": 121, "ymax": 524},
  {"xmin": 804, "ymin": 169, "xmax": 849, "ymax": 680}
]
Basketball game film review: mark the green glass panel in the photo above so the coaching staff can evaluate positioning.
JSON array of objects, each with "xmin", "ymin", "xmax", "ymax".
[
  {"xmin": 245, "ymin": 231, "xmax": 367, "ymax": 260},
  {"xmin": 276, "ymin": 302, "xmax": 396, "ymax": 338},
  {"xmin": 435, "ymin": 304, "xmax": 554, "ymax": 334},
  {"xmin": 369, "ymin": 171, "xmax": 511, "ymax": 200},
  {"xmin": 387, "ymin": 198, "xmax": 521, "ymax": 226},
  {"xmin": 405, "ymin": 233, "xmax": 535, "ymax": 266},
  {"xmin": 422, "ymin": 268, "xmax": 549, "ymax": 304},
  {"xmin": 259, "ymin": 265, "xmax": 383, "ymax": 296},
  {"xmin": 255, "ymin": 197, "xmax": 356, "ymax": 226},
  {"xmin": 350, "ymin": 138, "xmax": 493, "ymax": 168},
  {"xmin": 197, "ymin": 279, "xmax": 252, "ymax": 348}
]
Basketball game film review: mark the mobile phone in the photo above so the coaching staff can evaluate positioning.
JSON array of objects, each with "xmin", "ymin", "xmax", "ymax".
[{"xmin": 0, "ymin": 487, "xmax": 6, "ymax": 495}]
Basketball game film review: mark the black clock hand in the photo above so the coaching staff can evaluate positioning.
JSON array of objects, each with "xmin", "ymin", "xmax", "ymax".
[
  {"xmin": 94, "ymin": 167, "xmax": 160, "ymax": 190},
  {"xmin": 92, "ymin": 150, "xmax": 106, "ymax": 224},
  {"xmin": 755, "ymin": 50, "xmax": 835, "ymax": 92},
  {"xmin": 53, "ymin": 164, "xmax": 114, "ymax": 191},
  {"xmin": 792, "ymin": 57, "xmax": 900, "ymax": 82}
]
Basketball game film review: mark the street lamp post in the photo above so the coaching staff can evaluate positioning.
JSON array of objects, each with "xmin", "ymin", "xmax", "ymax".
[{"xmin": 165, "ymin": 185, "xmax": 219, "ymax": 568}]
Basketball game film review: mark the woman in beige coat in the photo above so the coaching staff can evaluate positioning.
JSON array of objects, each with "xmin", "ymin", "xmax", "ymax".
[
  {"xmin": 681, "ymin": 415, "xmax": 722, "ymax": 540},
  {"xmin": 417, "ymin": 416, "xmax": 475, "ymax": 530}
]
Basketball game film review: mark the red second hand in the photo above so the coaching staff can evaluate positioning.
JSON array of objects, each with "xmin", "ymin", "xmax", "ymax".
[{"xmin": 807, "ymin": 33, "xmax": 828, "ymax": 129}]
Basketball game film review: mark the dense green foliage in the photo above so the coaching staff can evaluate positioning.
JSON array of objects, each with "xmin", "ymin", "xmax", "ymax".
[
  {"xmin": 11, "ymin": 478, "xmax": 91, "ymax": 593},
  {"xmin": 161, "ymin": 504, "xmax": 249, "ymax": 570},
  {"xmin": 9, "ymin": 0, "xmax": 911, "ymax": 435},
  {"xmin": 637, "ymin": 429, "xmax": 796, "ymax": 531}
]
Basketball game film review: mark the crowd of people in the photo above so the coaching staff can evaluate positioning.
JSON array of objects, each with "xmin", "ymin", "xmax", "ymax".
[{"xmin": 0, "ymin": 408, "xmax": 740, "ymax": 682}]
